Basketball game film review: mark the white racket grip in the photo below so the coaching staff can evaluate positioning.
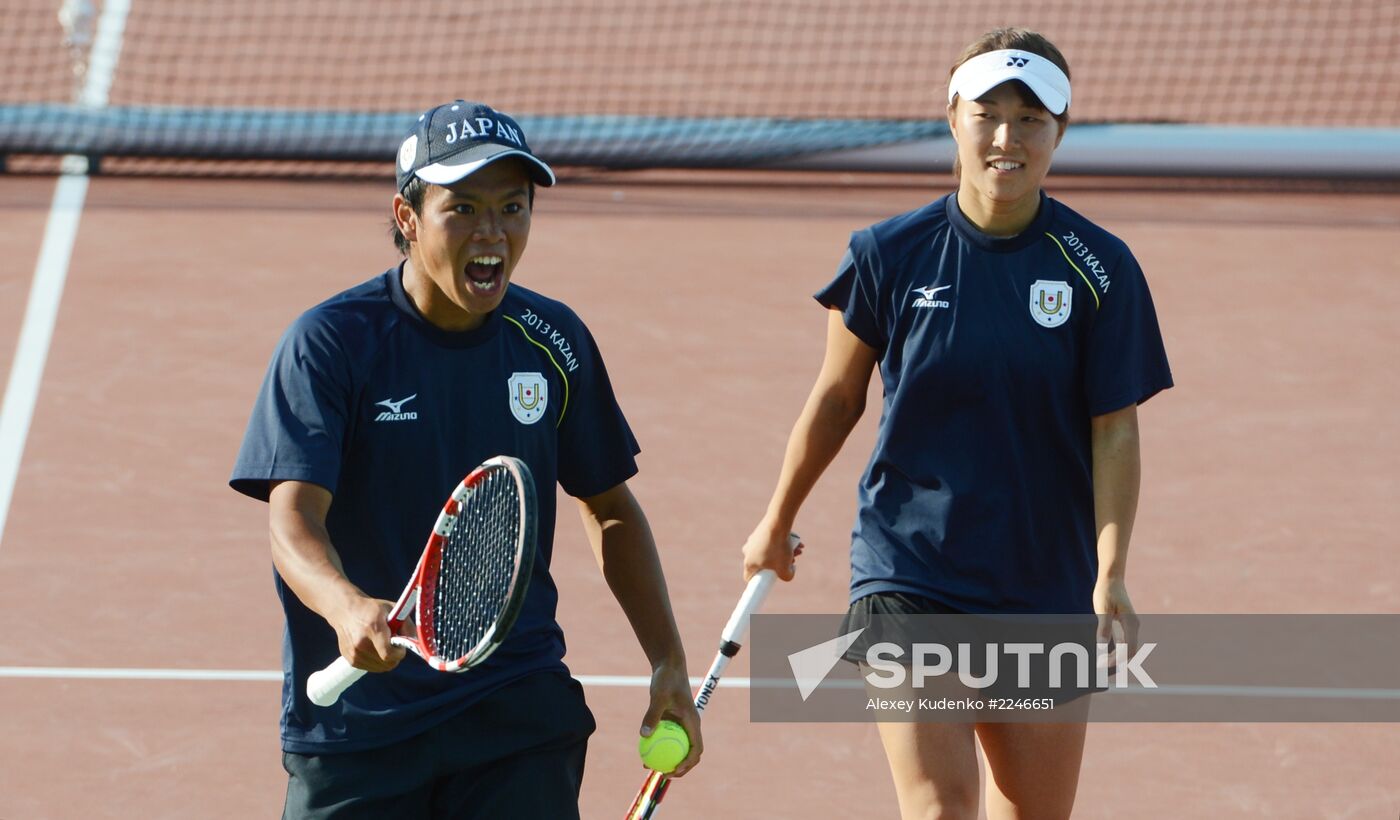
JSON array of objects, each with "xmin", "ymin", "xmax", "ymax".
[
  {"xmin": 307, "ymin": 656, "xmax": 366, "ymax": 707},
  {"xmin": 723, "ymin": 568, "xmax": 776, "ymax": 644}
]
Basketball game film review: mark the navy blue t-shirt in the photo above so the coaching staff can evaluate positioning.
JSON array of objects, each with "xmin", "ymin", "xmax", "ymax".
[
  {"xmin": 817, "ymin": 193, "xmax": 1172, "ymax": 614},
  {"xmin": 230, "ymin": 265, "xmax": 639, "ymax": 753}
]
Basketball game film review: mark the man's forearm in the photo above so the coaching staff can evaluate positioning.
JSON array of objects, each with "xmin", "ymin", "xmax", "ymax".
[
  {"xmin": 268, "ymin": 481, "xmax": 365, "ymax": 622},
  {"xmin": 579, "ymin": 489, "xmax": 686, "ymax": 669}
]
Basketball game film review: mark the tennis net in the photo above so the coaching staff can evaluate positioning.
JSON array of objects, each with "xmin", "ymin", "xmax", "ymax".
[{"xmin": 3, "ymin": 0, "xmax": 1398, "ymax": 175}]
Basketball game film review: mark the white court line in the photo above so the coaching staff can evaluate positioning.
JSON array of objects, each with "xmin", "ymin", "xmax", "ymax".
[
  {"xmin": 1099, "ymin": 683, "xmax": 1400, "ymax": 700},
  {"xmin": 0, "ymin": 0, "xmax": 131, "ymax": 549},
  {"xmin": 746, "ymin": 678, "xmax": 1400, "ymax": 700},
  {"xmin": 1, "ymin": 667, "xmax": 1396, "ymax": 701},
  {"xmin": 0, "ymin": 666, "xmax": 282, "ymax": 682},
  {"xmin": 77, "ymin": 0, "xmax": 132, "ymax": 109},
  {"xmin": 0, "ymin": 176, "xmax": 87, "ymax": 546},
  {"xmin": 0, "ymin": 667, "xmax": 749, "ymax": 688}
]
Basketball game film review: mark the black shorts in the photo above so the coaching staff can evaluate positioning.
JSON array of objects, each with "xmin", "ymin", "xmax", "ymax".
[
  {"xmin": 838, "ymin": 590, "xmax": 968, "ymax": 665},
  {"xmin": 282, "ymin": 672, "xmax": 596, "ymax": 820},
  {"xmin": 840, "ymin": 592, "xmax": 1101, "ymax": 709}
]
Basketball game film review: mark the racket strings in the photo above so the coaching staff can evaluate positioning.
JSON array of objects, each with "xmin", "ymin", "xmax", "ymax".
[{"xmin": 430, "ymin": 466, "xmax": 522, "ymax": 663}]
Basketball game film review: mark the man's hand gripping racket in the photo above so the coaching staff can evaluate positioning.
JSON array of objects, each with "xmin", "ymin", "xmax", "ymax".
[
  {"xmin": 624, "ymin": 533, "xmax": 800, "ymax": 820},
  {"xmin": 307, "ymin": 456, "xmax": 538, "ymax": 707}
]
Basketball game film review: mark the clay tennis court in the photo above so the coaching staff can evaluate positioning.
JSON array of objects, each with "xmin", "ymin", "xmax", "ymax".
[
  {"xmin": 3, "ymin": 0, "xmax": 1399, "ymax": 815},
  {"xmin": 1, "ymin": 170, "xmax": 1397, "ymax": 818}
]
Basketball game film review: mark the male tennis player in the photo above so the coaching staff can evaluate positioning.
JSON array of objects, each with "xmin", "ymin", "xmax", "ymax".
[{"xmin": 231, "ymin": 100, "xmax": 700, "ymax": 818}]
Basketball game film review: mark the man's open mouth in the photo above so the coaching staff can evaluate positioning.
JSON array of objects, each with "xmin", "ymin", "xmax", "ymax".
[{"xmin": 465, "ymin": 255, "xmax": 504, "ymax": 291}]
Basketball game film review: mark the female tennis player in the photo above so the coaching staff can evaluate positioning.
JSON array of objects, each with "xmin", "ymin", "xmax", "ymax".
[
  {"xmin": 741, "ymin": 29, "xmax": 1172, "ymax": 819},
  {"xmin": 231, "ymin": 100, "xmax": 700, "ymax": 818}
]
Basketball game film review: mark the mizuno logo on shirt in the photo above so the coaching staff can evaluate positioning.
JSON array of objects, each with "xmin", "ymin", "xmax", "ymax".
[
  {"xmin": 911, "ymin": 284, "xmax": 952, "ymax": 309},
  {"xmin": 374, "ymin": 394, "xmax": 418, "ymax": 422}
]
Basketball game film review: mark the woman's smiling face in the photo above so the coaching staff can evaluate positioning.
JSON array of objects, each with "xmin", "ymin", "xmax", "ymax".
[{"xmin": 948, "ymin": 81, "xmax": 1066, "ymax": 234}]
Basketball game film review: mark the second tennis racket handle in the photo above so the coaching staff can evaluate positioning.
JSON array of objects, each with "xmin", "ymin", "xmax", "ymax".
[{"xmin": 307, "ymin": 656, "xmax": 367, "ymax": 707}]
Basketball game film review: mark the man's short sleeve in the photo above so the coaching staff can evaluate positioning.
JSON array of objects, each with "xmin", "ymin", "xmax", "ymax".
[
  {"xmin": 1084, "ymin": 252, "xmax": 1174, "ymax": 416},
  {"xmin": 556, "ymin": 323, "xmax": 640, "ymax": 499},
  {"xmin": 814, "ymin": 230, "xmax": 886, "ymax": 351},
  {"xmin": 229, "ymin": 314, "xmax": 353, "ymax": 501}
]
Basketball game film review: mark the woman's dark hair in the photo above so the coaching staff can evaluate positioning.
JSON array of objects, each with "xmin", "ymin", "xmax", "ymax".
[{"xmin": 390, "ymin": 176, "xmax": 536, "ymax": 256}]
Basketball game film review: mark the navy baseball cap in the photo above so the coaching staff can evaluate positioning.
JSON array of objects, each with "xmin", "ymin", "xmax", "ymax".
[{"xmin": 395, "ymin": 100, "xmax": 556, "ymax": 193}]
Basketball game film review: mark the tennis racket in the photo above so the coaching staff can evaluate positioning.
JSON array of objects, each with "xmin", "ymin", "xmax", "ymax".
[
  {"xmin": 307, "ymin": 455, "xmax": 537, "ymax": 707},
  {"xmin": 624, "ymin": 534, "xmax": 798, "ymax": 819}
]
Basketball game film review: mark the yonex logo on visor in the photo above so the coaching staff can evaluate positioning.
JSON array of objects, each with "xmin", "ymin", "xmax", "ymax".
[{"xmin": 948, "ymin": 49, "xmax": 1072, "ymax": 115}]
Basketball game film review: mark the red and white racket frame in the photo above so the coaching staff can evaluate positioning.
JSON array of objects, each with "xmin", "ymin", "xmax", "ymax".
[{"xmin": 307, "ymin": 455, "xmax": 536, "ymax": 707}]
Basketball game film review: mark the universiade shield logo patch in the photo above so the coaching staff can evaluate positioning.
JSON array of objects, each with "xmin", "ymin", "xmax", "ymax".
[
  {"xmin": 1029, "ymin": 280, "xmax": 1072, "ymax": 328},
  {"xmin": 507, "ymin": 372, "xmax": 547, "ymax": 425}
]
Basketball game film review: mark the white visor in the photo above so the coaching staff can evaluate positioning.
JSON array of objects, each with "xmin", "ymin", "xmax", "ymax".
[{"xmin": 947, "ymin": 49, "xmax": 1071, "ymax": 115}]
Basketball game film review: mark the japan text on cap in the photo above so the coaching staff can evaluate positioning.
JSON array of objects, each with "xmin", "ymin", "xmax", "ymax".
[{"xmin": 396, "ymin": 101, "xmax": 556, "ymax": 192}]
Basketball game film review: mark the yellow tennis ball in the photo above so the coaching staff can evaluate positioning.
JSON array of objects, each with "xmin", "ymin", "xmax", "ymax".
[{"xmin": 637, "ymin": 719, "xmax": 690, "ymax": 773}]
